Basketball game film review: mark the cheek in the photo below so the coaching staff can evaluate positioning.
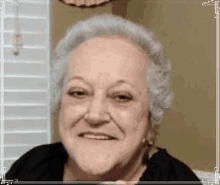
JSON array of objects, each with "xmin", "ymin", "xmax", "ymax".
[
  {"xmin": 132, "ymin": 107, "xmax": 149, "ymax": 135},
  {"xmin": 112, "ymin": 105, "xmax": 148, "ymax": 134},
  {"xmin": 59, "ymin": 95, "xmax": 88, "ymax": 128}
]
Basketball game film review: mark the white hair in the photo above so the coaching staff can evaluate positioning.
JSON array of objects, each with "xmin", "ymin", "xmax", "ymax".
[{"xmin": 50, "ymin": 14, "xmax": 174, "ymax": 143}]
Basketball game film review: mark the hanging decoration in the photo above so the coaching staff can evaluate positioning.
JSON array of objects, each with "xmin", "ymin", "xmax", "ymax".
[
  {"xmin": 13, "ymin": 0, "xmax": 22, "ymax": 56},
  {"xmin": 62, "ymin": 0, "xmax": 114, "ymax": 7}
]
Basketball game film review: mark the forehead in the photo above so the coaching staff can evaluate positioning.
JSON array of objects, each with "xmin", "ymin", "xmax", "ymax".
[
  {"xmin": 74, "ymin": 35, "xmax": 148, "ymax": 61},
  {"xmin": 67, "ymin": 36, "xmax": 150, "ymax": 89}
]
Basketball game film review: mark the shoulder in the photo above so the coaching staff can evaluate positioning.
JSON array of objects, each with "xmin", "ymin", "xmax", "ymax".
[
  {"xmin": 164, "ymin": 150, "xmax": 199, "ymax": 180},
  {"xmin": 6, "ymin": 142, "xmax": 66, "ymax": 180},
  {"xmin": 144, "ymin": 147, "xmax": 201, "ymax": 182}
]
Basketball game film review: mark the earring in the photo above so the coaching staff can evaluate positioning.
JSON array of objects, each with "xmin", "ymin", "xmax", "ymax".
[
  {"xmin": 142, "ymin": 138, "xmax": 153, "ymax": 146},
  {"xmin": 142, "ymin": 138, "xmax": 150, "ymax": 147},
  {"xmin": 147, "ymin": 131, "xmax": 154, "ymax": 146},
  {"xmin": 148, "ymin": 139, "xmax": 153, "ymax": 146},
  {"xmin": 142, "ymin": 138, "xmax": 146, "ymax": 144}
]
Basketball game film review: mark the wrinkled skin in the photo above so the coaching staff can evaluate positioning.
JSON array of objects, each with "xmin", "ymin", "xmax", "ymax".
[{"xmin": 59, "ymin": 36, "xmax": 151, "ymax": 181}]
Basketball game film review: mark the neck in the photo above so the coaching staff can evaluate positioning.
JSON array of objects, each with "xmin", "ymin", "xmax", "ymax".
[
  {"xmin": 120, "ymin": 152, "xmax": 147, "ymax": 182},
  {"xmin": 63, "ymin": 147, "xmax": 148, "ymax": 182}
]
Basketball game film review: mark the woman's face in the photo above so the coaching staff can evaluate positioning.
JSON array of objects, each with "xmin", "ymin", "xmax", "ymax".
[{"xmin": 59, "ymin": 36, "xmax": 151, "ymax": 180}]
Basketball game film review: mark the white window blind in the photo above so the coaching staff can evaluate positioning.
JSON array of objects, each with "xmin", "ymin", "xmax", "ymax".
[{"xmin": 0, "ymin": 0, "xmax": 51, "ymax": 172}]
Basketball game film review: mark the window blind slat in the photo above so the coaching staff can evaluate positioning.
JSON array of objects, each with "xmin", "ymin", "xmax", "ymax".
[
  {"xmin": 3, "ymin": 32, "xmax": 47, "ymax": 46},
  {"xmin": 4, "ymin": 117, "xmax": 47, "ymax": 120},
  {"xmin": 18, "ymin": 0, "xmax": 47, "ymax": 4},
  {"xmin": 4, "ymin": 89, "xmax": 47, "ymax": 92},
  {"xmin": 0, "ymin": 17, "xmax": 47, "ymax": 33},
  {"xmin": 5, "ymin": 3, "xmax": 47, "ymax": 17},
  {"xmin": 4, "ymin": 145, "xmax": 35, "ymax": 158},
  {"xmin": 4, "ymin": 105, "xmax": 47, "ymax": 117},
  {"xmin": 3, "ymin": 63, "xmax": 48, "ymax": 76},
  {"xmin": 0, "ymin": 63, "xmax": 48, "ymax": 77},
  {"xmin": 5, "ymin": 91, "xmax": 47, "ymax": 104},
  {"xmin": 3, "ymin": 133, "xmax": 48, "ymax": 145},
  {"xmin": 4, "ymin": 119, "xmax": 48, "ymax": 131},
  {"xmin": 1, "ymin": 48, "xmax": 48, "ymax": 61},
  {"xmin": 4, "ymin": 77, "xmax": 47, "ymax": 89}
]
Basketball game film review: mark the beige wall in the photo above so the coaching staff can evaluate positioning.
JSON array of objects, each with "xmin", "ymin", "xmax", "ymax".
[
  {"xmin": 125, "ymin": 0, "xmax": 216, "ymax": 172},
  {"xmin": 51, "ymin": 0, "xmax": 216, "ymax": 172},
  {"xmin": 51, "ymin": 0, "xmax": 113, "ymax": 49}
]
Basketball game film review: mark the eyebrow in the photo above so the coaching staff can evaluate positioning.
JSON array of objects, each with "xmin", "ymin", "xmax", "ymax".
[
  {"xmin": 68, "ymin": 76, "xmax": 92, "ymax": 88},
  {"xmin": 68, "ymin": 76, "xmax": 135, "ymax": 90}
]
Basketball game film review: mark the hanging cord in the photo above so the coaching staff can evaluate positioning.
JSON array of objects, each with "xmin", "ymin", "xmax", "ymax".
[{"xmin": 13, "ymin": 0, "xmax": 22, "ymax": 56}]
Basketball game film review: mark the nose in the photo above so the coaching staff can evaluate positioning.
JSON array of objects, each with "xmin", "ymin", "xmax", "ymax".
[{"xmin": 84, "ymin": 95, "xmax": 110, "ymax": 125}]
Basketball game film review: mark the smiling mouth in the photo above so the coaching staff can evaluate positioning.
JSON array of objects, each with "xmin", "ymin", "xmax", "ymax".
[{"xmin": 79, "ymin": 133, "xmax": 117, "ymax": 140}]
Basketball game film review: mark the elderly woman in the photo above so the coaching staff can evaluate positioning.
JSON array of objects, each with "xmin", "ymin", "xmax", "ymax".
[{"xmin": 6, "ymin": 14, "xmax": 201, "ymax": 183}]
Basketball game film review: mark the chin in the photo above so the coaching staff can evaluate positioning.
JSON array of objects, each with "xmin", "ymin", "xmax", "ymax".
[
  {"xmin": 72, "ymin": 145, "xmax": 119, "ymax": 177},
  {"xmin": 61, "ymin": 133, "xmax": 141, "ymax": 180}
]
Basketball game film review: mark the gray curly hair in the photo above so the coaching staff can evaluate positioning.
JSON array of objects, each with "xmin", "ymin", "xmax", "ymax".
[{"xmin": 50, "ymin": 14, "xmax": 174, "ymax": 147}]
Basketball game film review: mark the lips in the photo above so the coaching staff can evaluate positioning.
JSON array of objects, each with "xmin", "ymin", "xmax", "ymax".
[{"xmin": 78, "ymin": 131, "xmax": 117, "ymax": 140}]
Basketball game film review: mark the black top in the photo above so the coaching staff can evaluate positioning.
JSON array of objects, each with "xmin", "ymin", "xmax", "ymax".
[{"xmin": 5, "ymin": 142, "xmax": 202, "ymax": 183}]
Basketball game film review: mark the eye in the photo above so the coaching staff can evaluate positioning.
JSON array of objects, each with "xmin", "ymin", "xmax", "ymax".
[
  {"xmin": 68, "ymin": 89, "xmax": 88, "ymax": 99},
  {"xmin": 112, "ymin": 93, "xmax": 133, "ymax": 103}
]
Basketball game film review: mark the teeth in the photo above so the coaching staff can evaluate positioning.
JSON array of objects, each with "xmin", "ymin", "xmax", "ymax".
[{"xmin": 82, "ymin": 134, "xmax": 112, "ymax": 140}]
